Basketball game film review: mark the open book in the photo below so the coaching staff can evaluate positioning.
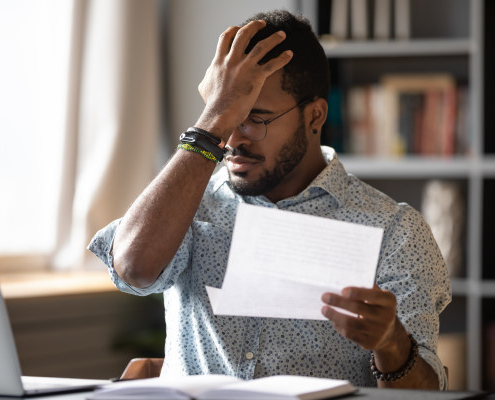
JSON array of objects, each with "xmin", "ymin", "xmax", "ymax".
[{"xmin": 89, "ymin": 374, "xmax": 355, "ymax": 400}]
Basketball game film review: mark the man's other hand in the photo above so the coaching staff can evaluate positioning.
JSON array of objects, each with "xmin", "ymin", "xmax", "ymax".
[{"xmin": 321, "ymin": 284, "xmax": 402, "ymax": 352}]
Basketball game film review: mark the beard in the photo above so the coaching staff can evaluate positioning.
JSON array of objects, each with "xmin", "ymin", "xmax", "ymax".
[{"xmin": 228, "ymin": 121, "xmax": 308, "ymax": 197}]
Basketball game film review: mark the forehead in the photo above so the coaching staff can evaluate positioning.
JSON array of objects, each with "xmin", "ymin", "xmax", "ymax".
[{"xmin": 256, "ymin": 70, "xmax": 295, "ymax": 107}]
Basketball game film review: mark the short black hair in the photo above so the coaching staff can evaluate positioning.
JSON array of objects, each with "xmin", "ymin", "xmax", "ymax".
[{"xmin": 243, "ymin": 10, "xmax": 330, "ymax": 103}]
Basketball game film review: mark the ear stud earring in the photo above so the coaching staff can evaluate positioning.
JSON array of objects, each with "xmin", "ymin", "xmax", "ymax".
[{"xmin": 312, "ymin": 129, "xmax": 318, "ymax": 134}]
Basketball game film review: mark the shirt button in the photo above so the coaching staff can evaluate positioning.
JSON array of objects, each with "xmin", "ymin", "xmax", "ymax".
[
  {"xmin": 245, "ymin": 352, "xmax": 254, "ymax": 360},
  {"xmin": 303, "ymin": 191, "xmax": 310, "ymax": 198}
]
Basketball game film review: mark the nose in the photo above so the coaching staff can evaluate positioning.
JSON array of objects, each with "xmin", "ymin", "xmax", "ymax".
[{"xmin": 226, "ymin": 125, "xmax": 252, "ymax": 149}]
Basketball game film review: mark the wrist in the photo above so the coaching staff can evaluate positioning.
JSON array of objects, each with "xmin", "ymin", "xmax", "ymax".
[
  {"xmin": 179, "ymin": 128, "xmax": 230, "ymax": 163},
  {"xmin": 371, "ymin": 334, "xmax": 419, "ymax": 382},
  {"xmin": 372, "ymin": 318, "xmax": 411, "ymax": 373},
  {"xmin": 195, "ymin": 107, "xmax": 238, "ymax": 142}
]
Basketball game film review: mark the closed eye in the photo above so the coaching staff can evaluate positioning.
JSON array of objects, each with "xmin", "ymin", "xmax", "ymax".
[{"xmin": 248, "ymin": 116, "xmax": 265, "ymax": 125}]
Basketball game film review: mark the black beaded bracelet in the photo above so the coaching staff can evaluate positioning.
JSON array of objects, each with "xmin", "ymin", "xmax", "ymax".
[{"xmin": 370, "ymin": 334, "xmax": 419, "ymax": 382}]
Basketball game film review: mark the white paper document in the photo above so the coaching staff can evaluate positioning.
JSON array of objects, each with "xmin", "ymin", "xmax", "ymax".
[{"xmin": 207, "ymin": 203, "xmax": 383, "ymax": 320}]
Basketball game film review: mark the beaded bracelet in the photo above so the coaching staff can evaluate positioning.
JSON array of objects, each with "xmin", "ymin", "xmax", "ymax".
[
  {"xmin": 177, "ymin": 143, "xmax": 219, "ymax": 163},
  {"xmin": 180, "ymin": 131, "xmax": 226, "ymax": 161},
  {"xmin": 370, "ymin": 334, "xmax": 419, "ymax": 382}
]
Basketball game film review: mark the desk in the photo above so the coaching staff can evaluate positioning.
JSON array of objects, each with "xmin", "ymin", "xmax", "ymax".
[{"xmin": 0, "ymin": 387, "xmax": 488, "ymax": 400}]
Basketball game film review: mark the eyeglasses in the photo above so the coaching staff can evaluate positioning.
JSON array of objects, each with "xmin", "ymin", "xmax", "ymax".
[{"xmin": 238, "ymin": 98, "xmax": 311, "ymax": 141}]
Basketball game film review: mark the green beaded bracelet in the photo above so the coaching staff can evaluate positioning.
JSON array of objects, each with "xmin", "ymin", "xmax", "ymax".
[{"xmin": 177, "ymin": 143, "xmax": 219, "ymax": 163}]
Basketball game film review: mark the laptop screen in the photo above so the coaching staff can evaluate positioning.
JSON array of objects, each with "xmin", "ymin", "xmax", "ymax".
[{"xmin": 0, "ymin": 287, "xmax": 26, "ymax": 396}]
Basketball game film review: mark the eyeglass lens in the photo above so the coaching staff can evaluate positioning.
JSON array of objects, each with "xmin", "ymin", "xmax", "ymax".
[
  {"xmin": 238, "ymin": 98, "xmax": 311, "ymax": 141},
  {"xmin": 239, "ymin": 116, "xmax": 267, "ymax": 141}
]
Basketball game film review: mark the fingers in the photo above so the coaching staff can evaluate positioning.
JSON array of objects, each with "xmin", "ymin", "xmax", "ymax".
[
  {"xmin": 214, "ymin": 25, "xmax": 240, "ymax": 58},
  {"xmin": 335, "ymin": 285, "xmax": 395, "ymax": 306},
  {"xmin": 321, "ymin": 286, "xmax": 398, "ymax": 351},
  {"xmin": 216, "ymin": 20, "xmax": 292, "ymax": 71},
  {"xmin": 321, "ymin": 293, "xmax": 374, "ymax": 318},
  {"xmin": 322, "ymin": 287, "xmax": 396, "ymax": 320},
  {"xmin": 321, "ymin": 305, "xmax": 371, "ymax": 346},
  {"xmin": 260, "ymin": 49, "xmax": 293, "ymax": 74},
  {"xmin": 229, "ymin": 20, "xmax": 266, "ymax": 57}
]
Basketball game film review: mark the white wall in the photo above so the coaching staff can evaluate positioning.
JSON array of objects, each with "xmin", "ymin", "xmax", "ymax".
[{"xmin": 162, "ymin": 0, "xmax": 317, "ymax": 156}]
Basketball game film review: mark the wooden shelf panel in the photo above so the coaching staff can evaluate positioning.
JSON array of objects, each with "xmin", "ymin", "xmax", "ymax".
[
  {"xmin": 0, "ymin": 270, "xmax": 116, "ymax": 299},
  {"xmin": 321, "ymin": 38, "xmax": 472, "ymax": 58}
]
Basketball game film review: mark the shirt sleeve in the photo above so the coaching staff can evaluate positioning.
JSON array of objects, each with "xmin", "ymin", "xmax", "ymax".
[
  {"xmin": 376, "ymin": 205, "xmax": 452, "ymax": 390},
  {"xmin": 87, "ymin": 218, "xmax": 194, "ymax": 296}
]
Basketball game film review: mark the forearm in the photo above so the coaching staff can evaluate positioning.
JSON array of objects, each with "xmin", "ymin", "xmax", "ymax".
[
  {"xmin": 377, "ymin": 356, "xmax": 439, "ymax": 389},
  {"xmin": 113, "ymin": 149, "xmax": 216, "ymax": 288},
  {"xmin": 373, "ymin": 320, "xmax": 439, "ymax": 390}
]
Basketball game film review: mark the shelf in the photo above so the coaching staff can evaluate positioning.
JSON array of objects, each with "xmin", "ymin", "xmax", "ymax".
[
  {"xmin": 451, "ymin": 278, "xmax": 469, "ymax": 296},
  {"xmin": 320, "ymin": 38, "xmax": 472, "ymax": 58},
  {"xmin": 480, "ymin": 281, "xmax": 495, "ymax": 297},
  {"xmin": 445, "ymin": 278, "xmax": 495, "ymax": 298},
  {"xmin": 481, "ymin": 156, "xmax": 495, "ymax": 177},
  {"xmin": 338, "ymin": 156, "xmax": 495, "ymax": 179},
  {"xmin": 339, "ymin": 155, "xmax": 476, "ymax": 178}
]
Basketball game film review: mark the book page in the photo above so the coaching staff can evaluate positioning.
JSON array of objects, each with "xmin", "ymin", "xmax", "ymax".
[
  {"xmin": 89, "ymin": 375, "xmax": 242, "ymax": 400},
  {"xmin": 198, "ymin": 375, "xmax": 355, "ymax": 400},
  {"xmin": 207, "ymin": 204, "xmax": 383, "ymax": 320}
]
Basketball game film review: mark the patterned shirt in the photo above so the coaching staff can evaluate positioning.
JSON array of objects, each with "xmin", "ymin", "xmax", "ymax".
[{"xmin": 88, "ymin": 146, "xmax": 451, "ymax": 389}]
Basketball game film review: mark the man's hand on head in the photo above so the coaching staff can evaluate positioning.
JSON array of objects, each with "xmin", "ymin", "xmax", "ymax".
[{"xmin": 196, "ymin": 20, "xmax": 293, "ymax": 141}]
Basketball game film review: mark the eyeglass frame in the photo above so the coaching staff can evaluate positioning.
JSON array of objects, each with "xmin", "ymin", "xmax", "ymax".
[{"xmin": 238, "ymin": 97, "xmax": 312, "ymax": 141}]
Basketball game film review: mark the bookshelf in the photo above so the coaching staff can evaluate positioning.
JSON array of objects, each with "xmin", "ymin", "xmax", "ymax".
[{"xmin": 304, "ymin": 0, "xmax": 493, "ymax": 391}]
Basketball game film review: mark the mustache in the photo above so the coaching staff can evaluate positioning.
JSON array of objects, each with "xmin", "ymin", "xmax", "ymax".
[{"xmin": 227, "ymin": 145, "xmax": 265, "ymax": 162}]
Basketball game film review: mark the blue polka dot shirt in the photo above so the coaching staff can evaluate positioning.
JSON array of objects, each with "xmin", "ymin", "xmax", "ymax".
[{"xmin": 88, "ymin": 146, "xmax": 451, "ymax": 389}]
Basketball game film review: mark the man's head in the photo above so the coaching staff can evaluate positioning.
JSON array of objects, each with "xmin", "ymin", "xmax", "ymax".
[
  {"xmin": 224, "ymin": 11, "xmax": 329, "ymax": 202},
  {"xmin": 242, "ymin": 10, "xmax": 330, "ymax": 103}
]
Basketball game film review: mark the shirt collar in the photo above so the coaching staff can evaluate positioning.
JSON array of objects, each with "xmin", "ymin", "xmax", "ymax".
[
  {"xmin": 307, "ymin": 146, "xmax": 349, "ymax": 207},
  {"xmin": 211, "ymin": 146, "xmax": 349, "ymax": 207}
]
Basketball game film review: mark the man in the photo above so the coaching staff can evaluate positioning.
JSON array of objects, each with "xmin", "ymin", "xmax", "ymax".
[{"xmin": 89, "ymin": 10, "xmax": 451, "ymax": 389}]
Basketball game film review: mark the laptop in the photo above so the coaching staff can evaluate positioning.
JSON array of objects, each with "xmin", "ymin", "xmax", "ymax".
[{"xmin": 0, "ymin": 287, "xmax": 109, "ymax": 397}]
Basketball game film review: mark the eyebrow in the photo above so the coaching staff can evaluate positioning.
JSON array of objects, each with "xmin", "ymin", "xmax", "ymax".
[{"xmin": 250, "ymin": 108, "xmax": 274, "ymax": 115}]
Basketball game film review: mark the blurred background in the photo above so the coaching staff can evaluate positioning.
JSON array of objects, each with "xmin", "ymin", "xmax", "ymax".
[{"xmin": 0, "ymin": 0, "xmax": 493, "ymax": 392}]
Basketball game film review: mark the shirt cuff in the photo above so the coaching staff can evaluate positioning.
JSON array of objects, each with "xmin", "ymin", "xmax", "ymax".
[
  {"xmin": 418, "ymin": 345, "xmax": 448, "ymax": 390},
  {"xmin": 87, "ymin": 219, "xmax": 167, "ymax": 296}
]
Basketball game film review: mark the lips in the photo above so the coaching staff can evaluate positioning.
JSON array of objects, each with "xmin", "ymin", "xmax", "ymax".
[{"xmin": 225, "ymin": 155, "xmax": 260, "ymax": 173}]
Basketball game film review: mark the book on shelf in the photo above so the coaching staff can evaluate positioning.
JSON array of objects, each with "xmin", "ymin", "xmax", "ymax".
[
  {"xmin": 350, "ymin": 0, "xmax": 368, "ymax": 39},
  {"xmin": 347, "ymin": 86, "xmax": 371, "ymax": 154},
  {"xmin": 455, "ymin": 87, "xmax": 471, "ymax": 155},
  {"xmin": 340, "ymin": 74, "xmax": 469, "ymax": 157},
  {"xmin": 346, "ymin": 86, "xmax": 387, "ymax": 155},
  {"xmin": 323, "ymin": 0, "xmax": 410, "ymax": 42},
  {"xmin": 88, "ymin": 374, "xmax": 356, "ymax": 400},
  {"xmin": 394, "ymin": 0, "xmax": 411, "ymax": 39},
  {"xmin": 330, "ymin": 0, "xmax": 349, "ymax": 40},
  {"xmin": 373, "ymin": 0, "xmax": 391, "ymax": 39},
  {"xmin": 382, "ymin": 74, "xmax": 457, "ymax": 156},
  {"xmin": 323, "ymin": 88, "xmax": 345, "ymax": 153}
]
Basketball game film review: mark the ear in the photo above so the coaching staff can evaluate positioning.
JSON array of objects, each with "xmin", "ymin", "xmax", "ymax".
[{"xmin": 304, "ymin": 98, "xmax": 328, "ymax": 136}]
